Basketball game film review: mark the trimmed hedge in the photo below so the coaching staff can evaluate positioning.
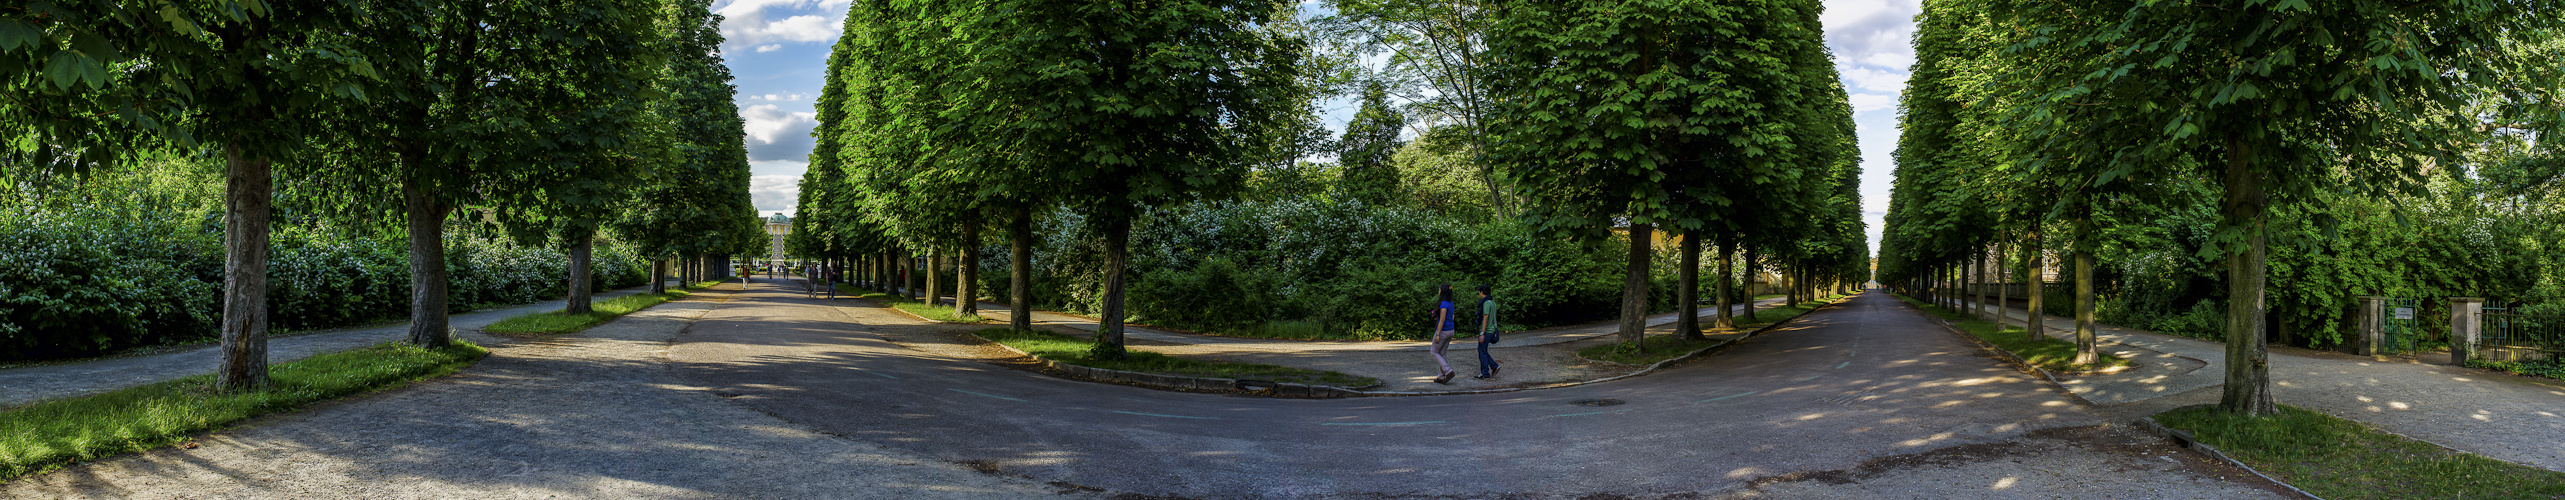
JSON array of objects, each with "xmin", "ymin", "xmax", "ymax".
[{"xmin": 0, "ymin": 208, "xmax": 647, "ymax": 361}]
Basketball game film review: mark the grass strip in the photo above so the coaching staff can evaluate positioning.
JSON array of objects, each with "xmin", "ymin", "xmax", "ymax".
[
  {"xmin": 481, "ymin": 290, "xmax": 690, "ymax": 335},
  {"xmin": 1575, "ymin": 296, "xmax": 1842, "ymax": 365},
  {"xmin": 2155, "ymin": 405, "xmax": 2565, "ymax": 499},
  {"xmin": 685, "ymin": 280, "xmax": 721, "ymax": 290},
  {"xmin": 1891, "ymin": 293, "xmax": 2129, "ymax": 372},
  {"xmin": 850, "ymin": 292, "xmax": 990, "ymax": 324},
  {"xmin": 2468, "ymin": 358, "xmax": 2565, "ymax": 380},
  {"xmin": 972, "ymin": 328, "xmax": 1380, "ymax": 388},
  {"xmin": 0, "ymin": 341, "xmax": 488, "ymax": 481}
]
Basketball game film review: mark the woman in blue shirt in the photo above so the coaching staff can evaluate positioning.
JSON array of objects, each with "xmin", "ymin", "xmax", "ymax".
[{"xmin": 1429, "ymin": 284, "xmax": 1457, "ymax": 384}]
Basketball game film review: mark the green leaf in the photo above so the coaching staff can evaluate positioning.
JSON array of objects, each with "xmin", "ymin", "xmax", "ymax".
[
  {"xmin": 44, "ymin": 49, "xmax": 86, "ymax": 91},
  {"xmin": 0, "ymin": 19, "xmax": 38, "ymax": 52}
]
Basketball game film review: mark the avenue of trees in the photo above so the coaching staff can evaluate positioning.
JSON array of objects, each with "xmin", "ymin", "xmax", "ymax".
[
  {"xmin": 790, "ymin": 0, "xmax": 1870, "ymax": 352},
  {"xmin": 0, "ymin": 0, "xmax": 763, "ymax": 384},
  {"xmin": 1880, "ymin": 0, "xmax": 2565, "ymax": 415}
]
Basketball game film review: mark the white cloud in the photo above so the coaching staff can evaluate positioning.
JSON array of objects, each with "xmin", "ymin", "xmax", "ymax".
[
  {"xmin": 751, "ymin": 174, "xmax": 801, "ymax": 212},
  {"xmin": 1848, "ymin": 93, "xmax": 1898, "ymax": 113},
  {"xmin": 1840, "ymin": 66, "xmax": 1908, "ymax": 94},
  {"xmin": 738, "ymin": 104, "xmax": 819, "ymax": 162},
  {"xmin": 711, "ymin": 0, "xmax": 847, "ymax": 50}
]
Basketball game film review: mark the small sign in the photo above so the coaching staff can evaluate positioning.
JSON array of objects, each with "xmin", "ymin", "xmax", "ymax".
[{"xmin": 2394, "ymin": 307, "xmax": 2415, "ymax": 320}]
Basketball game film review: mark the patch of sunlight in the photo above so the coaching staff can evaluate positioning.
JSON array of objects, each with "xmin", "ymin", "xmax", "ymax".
[
  {"xmin": 1933, "ymin": 400, "xmax": 1967, "ymax": 408},
  {"xmin": 1725, "ymin": 467, "xmax": 1765, "ymax": 478},
  {"xmin": 2357, "ymin": 395, "xmax": 2374, "ymax": 402},
  {"xmin": 1994, "ymin": 423, "xmax": 2020, "ymax": 432},
  {"xmin": 1976, "ymin": 392, "xmax": 2005, "ymax": 398},
  {"xmin": 1374, "ymin": 468, "xmax": 1418, "ymax": 474},
  {"xmin": 2367, "ymin": 406, "xmax": 2384, "ymax": 413},
  {"xmin": 2453, "ymin": 377, "xmax": 2474, "ymax": 382},
  {"xmin": 1992, "ymin": 476, "xmax": 2018, "ymax": 490},
  {"xmin": 1795, "ymin": 412, "xmax": 1828, "ymax": 421},
  {"xmin": 2473, "ymin": 414, "xmax": 2492, "ymax": 422},
  {"xmin": 2389, "ymin": 401, "xmax": 2411, "ymax": 410},
  {"xmin": 2038, "ymin": 400, "xmax": 2069, "ymax": 407}
]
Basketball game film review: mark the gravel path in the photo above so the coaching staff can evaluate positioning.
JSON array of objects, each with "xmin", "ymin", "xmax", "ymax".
[
  {"xmin": 1974, "ymin": 301, "xmax": 2565, "ymax": 472},
  {"xmin": 1, "ymin": 284, "xmax": 660, "ymax": 408},
  {"xmin": 1, "ymin": 283, "xmax": 1082, "ymax": 499}
]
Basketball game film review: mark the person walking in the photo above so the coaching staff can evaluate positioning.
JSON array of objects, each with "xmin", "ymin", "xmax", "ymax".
[
  {"xmin": 1473, "ymin": 284, "xmax": 1501, "ymax": 379},
  {"xmin": 1429, "ymin": 284, "xmax": 1458, "ymax": 384}
]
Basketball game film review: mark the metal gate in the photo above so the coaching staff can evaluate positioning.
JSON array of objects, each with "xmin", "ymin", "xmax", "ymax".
[{"xmin": 2481, "ymin": 300, "xmax": 2564, "ymax": 357}]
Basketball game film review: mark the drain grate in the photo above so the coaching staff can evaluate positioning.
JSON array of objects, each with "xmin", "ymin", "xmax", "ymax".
[{"xmin": 1569, "ymin": 398, "xmax": 1625, "ymax": 407}]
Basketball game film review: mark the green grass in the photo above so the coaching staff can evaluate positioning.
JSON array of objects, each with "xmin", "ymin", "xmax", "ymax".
[
  {"xmin": 972, "ymin": 328, "xmax": 1381, "ymax": 388},
  {"xmin": 850, "ymin": 291, "xmax": 990, "ymax": 324},
  {"xmin": 2155, "ymin": 405, "xmax": 2565, "ymax": 499},
  {"xmin": 1892, "ymin": 293, "xmax": 2130, "ymax": 372},
  {"xmin": 0, "ymin": 341, "xmax": 488, "ymax": 481},
  {"xmin": 684, "ymin": 280, "xmax": 721, "ymax": 290},
  {"xmin": 481, "ymin": 290, "xmax": 690, "ymax": 335},
  {"xmin": 1578, "ymin": 296, "xmax": 1842, "ymax": 365}
]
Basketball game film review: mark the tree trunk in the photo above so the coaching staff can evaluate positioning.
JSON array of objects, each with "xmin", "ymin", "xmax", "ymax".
[
  {"xmin": 958, "ymin": 220, "xmax": 979, "ymax": 315},
  {"xmin": 650, "ymin": 258, "xmax": 667, "ymax": 294},
  {"xmin": 1616, "ymin": 223, "xmax": 1652, "ymax": 344},
  {"xmin": 2025, "ymin": 231, "xmax": 2045, "ymax": 340},
  {"xmin": 217, "ymin": 142, "xmax": 275, "ymax": 392},
  {"xmin": 2074, "ymin": 249, "xmax": 2098, "ymax": 365},
  {"xmin": 1011, "ymin": 208, "xmax": 1036, "ymax": 332},
  {"xmin": 1741, "ymin": 245, "xmax": 1759, "ymax": 323},
  {"xmin": 401, "ymin": 175, "xmax": 454, "ymax": 348},
  {"xmin": 1098, "ymin": 215, "xmax": 1131, "ymax": 356},
  {"xmin": 1714, "ymin": 234, "xmax": 1737, "ymax": 329},
  {"xmin": 1971, "ymin": 249, "xmax": 1987, "ymax": 319},
  {"xmin": 566, "ymin": 229, "xmax": 594, "ymax": 315},
  {"xmin": 1995, "ymin": 241, "xmax": 2011, "ymax": 330},
  {"xmin": 2220, "ymin": 138, "xmax": 2276, "ymax": 416},
  {"xmin": 925, "ymin": 250, "xmax": 943, "ymax": 309},
  {"xmin": 1677, "ymin": 231, "xmax": 1702, "ymax": 340}
]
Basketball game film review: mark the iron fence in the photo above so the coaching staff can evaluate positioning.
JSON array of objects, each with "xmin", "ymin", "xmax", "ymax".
[{"xmin": 2482, "ymin": 300, "xmax": 2565, "ymax": 355}]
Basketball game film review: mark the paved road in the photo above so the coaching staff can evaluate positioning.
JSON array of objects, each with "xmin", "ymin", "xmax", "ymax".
[{"xmin": 675, "ymin": 284, "xmax": 2279, "ymax": 497}]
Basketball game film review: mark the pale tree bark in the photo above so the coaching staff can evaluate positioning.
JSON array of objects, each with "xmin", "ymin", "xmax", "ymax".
[
  {"xmin": 1616, "ymin": 223, "xmax": 1653, "ymax": 344},
  {"xmin": 2024, "ymin": 231, "xmax": 2045, "ymax": 340},
  {"xmin": 1011, "ymin": 209, "xmax": 1036, "ymax": 332},
  {"xmin": 2220, "ymin": 138, "xmax": 2276, "ymax": 416},
  {"xmin": 957, "ymin": 220, "xmax": 979, "ymax": 315},
  {"xmin": 1714, "ymin": 234, "xmax": 1737, "ymax": 329},
  {"xmin": 218, "ymin": 142, "xmax": 275, "ymax": 392},
  {"xmin": 1098, "ymin": 216, "xmax": 1132, "ymax": 355},
  {"xmin": 402, "ymin": 176, "xmax": 453, "ymax": 348},
  {"xmin": 565, "ymin": 229, "xmax": 594, "ymax": 315},
  {"xmin": 925, "ymin": 250, "xmax": 943, "ymax": 309},
  {"xmin": 1972, "ymin": 248, "xmax": 1988, "ymax": 319},
  {"xmin": 1741, "ymin": 245, "xmax": 1759, "ymax": 323},
  {"xmin": 2074, "ymin": 249, "xmax": 2099, "ymax": 365},
  {"xmin": 1677, "ymin": 231, "xmax": 1702, "ymax": 340},
  {"xmin": 1994, "ymin": 240, "xmax": 2010, "ymax": 329}
]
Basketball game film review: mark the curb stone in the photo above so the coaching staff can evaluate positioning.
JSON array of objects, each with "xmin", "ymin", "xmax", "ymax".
[{"xmin": 2135, "ymin": 407, "xmax": 2326, "ymax": 500}]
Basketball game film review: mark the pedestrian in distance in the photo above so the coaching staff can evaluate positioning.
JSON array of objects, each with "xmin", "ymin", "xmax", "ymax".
[
  {"xmin": 1429, "ymin": 283, "xmax": 1458, "ymax": 384},
  {"xmin": 1473, "ymin": 284, "xmax": 1501, "ymax": 379}
]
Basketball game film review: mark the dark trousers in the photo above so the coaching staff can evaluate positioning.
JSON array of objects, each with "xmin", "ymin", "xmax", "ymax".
[{"xmin": 1477, "ymin": 337, "xmax": 1498, "ymax": 376}]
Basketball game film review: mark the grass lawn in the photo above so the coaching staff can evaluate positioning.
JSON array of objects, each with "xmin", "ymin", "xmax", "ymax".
[
  {"xmin": 481, "ymin": 290, "xmax": 690, "ymax": 335},
  {"xmin": 1577, "ymin": 296, "xmax": 1843, "ymax": 365},
  {"xmin": 2155, "ymin": 405, "xmax": 2565, "ymax": 499},
  {"xmin": 1891, "ymin": 293, "xmax": 2129, "ymax": 372},
  {"xmin": 850, "ymin": 292, "xmax": 990, "ymax": 324},
  {"xmin": 0, "ymin": 341, "xmax": 488, "ymax": 481},
  {"xmin": 972, "ymin": 328, "xmax": 1380, "ymax": 388}
]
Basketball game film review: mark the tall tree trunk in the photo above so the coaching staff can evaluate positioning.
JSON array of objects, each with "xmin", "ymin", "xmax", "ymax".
[
  {"xmin": 2024, "ymin": 234, "xmax": 2044, "ymax": 340},
  {"xmin": 1011, "ymin": 208, "xmax": 1036, "ymax": 332},
  {"xmin": 1741, "ymin": 245, "xmax": 1759, "ymax": 323},
  {"xmin": 2074, "ymin": 248, "xmax": 2099, "ymax": 365},
  {"xmin": 1714, "ymin": 234, "xmax": 1737, "ymax": 329},
  {"xmin": 958, "ymin": 220, "xmax": 979, "ymax": 315},
  {"xmin": 1616, "ymin": 223, "xmax": 1652, "ymax": 344},
  {"xmin": 650, "ymin": 258, "xmax": 667, "ymax": 294},
  {"xmin": 1098, "ymin": 215, "xmax": 1131, "ymax": 356},
  {"xmin": 218, "ymin": 142, "xmax": 275, "ymax": 392},
  {"xmin": 566, "ymin": 228, "xmax": 594, "ymax": 315},
  {"xmin": 1973, "ymin": 248, "xmax": 1989, "ymax": 318},
  {"xmin": 925, "ymin": 250, "xmax": 943, "ymax": 309},
  {"xmin": 1995, "ymin": 240, "xmax": 2011, "ymax": 330},
  {"xmin": 1677, "ymin": 231, "xmax": 1702, "ymax": 340},
  {"xmin": 401, "ymin": 175, "xmax": 453, "ymax": 348},
  {"xmin": 2220, "ymin": 138, "xmax": 2276, "ymax": 416}
]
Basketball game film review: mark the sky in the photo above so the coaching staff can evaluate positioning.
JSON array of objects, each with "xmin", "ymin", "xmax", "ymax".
[{"xmin": 715, "ymin": 0, "xmax": 1923, "ymax": 254}]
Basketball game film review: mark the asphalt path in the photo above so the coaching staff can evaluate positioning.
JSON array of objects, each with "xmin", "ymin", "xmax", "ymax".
[{"xmin": 674, "ymin": 284, "xmax": 2119, "ymax": 497}]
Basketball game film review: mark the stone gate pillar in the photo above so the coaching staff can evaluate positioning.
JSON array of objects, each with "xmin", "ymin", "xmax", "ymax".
[
  {"xmin": 2356, "ymin": 296, "xmax": 2384, "ymax": 357},
  {"xmin": 2450, "ymin": 297, "xmax": 2483, "ymax": 366}
]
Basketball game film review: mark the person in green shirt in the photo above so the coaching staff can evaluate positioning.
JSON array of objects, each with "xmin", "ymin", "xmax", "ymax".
[{"xmin": 1473, "ymin": 284, "xmax": 1501, "ymax": 379}]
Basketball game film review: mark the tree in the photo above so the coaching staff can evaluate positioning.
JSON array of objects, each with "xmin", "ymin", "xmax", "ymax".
[
  {"xmin": 1323, "ymin": 0, "xmax": 1510, "ymax": 215},
  {"xmin": 3, "ymin": 0, "xmax": 385, "ymax": 391},
  {"xmin": 611, "ymin": 0, "xmax": 757, "ymax": 286},
  {"xmin": 950, "ymin": 0, "xmax": 1304, "ymax": 356},
  {"xmin": 1484, "ymin": 0, "xmax": 1836, "ymax": 344},
  {"xmin": 1337, "ymin": 81, "xmax": 1406, "ymax": 206},
  {"xmin": 2000, "ymin": 0, "xmax": 2565, "ymax": 416}
]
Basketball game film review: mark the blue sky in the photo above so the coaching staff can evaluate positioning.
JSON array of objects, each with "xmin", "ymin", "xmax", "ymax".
[{"xmin": 720, "ymin": 0, "xmax": 1920, "ymax": 254}]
